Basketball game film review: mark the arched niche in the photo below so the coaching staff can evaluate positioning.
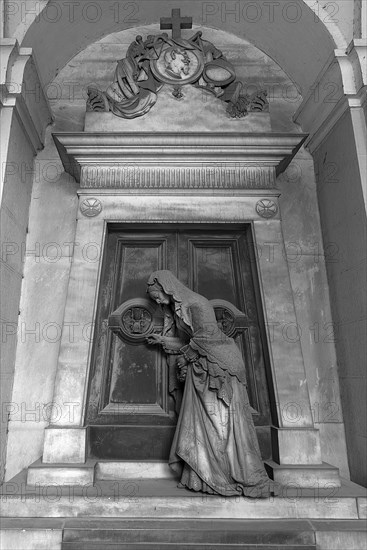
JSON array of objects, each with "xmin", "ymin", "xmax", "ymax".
[{"xmin": 22, "ymin": 0, "xmax": 338, "ymax": 95}]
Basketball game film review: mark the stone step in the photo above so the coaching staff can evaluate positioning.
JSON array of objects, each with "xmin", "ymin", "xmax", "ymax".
[
  {"xmin": 25, "ymin": 458, "xmax": 344, "ymax": 490},
  {"xmin": 62, "ymin": 521, "xmax": 315, "ymax": 546},
  {"xmin": 1, "ymin": 493, "xmax": 362, "ymax": 520},
  {"xmin": 264, "ymin": 461, "xmax": 341, "ymax": 488},
  {"xmin": 1, "ymin": 518, "xmax": 366, "ymax": 550},
  {"xmin": 1, "ymin": 473, "xmax": 366, "ymax": 521},
  {"xmin": 26, "ymin": 459, "xmax": 178, "ymax": 485},
  {"xmin": 26, "ymin": 459, "xmax": 96, "ymax": 486},
  {"xmin": 61, "ymin": 544, "xmax": 316, "ymax": 549},
  {"xmin": 95, "ymin": 460, "xmax": 177, "ymax": 480}
]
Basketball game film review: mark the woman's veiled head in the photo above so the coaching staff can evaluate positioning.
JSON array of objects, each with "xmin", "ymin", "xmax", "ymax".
[
  {"xmin": 146, "ymin": 283, "xmax": 170, "ymax": 305},
  {"xmin": 147, "ymin": 270, "xmax": 197, "ymax": 330},
  {"xmin": 147, "ymin": 270, "xmax": 192, "ymax": 305}
]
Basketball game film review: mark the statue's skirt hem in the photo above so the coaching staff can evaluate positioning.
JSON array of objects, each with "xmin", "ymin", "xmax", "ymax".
[{"xmin": 168, "ymin": 366, "xmax": 274, "ymax": 498}]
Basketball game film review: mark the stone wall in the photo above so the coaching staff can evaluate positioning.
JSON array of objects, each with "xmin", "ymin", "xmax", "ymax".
[
  {"xmin": 313, "ymin": 109, "xmax": 367, "ymax": 486},
  {"xmin": 0, "ymin": 42, "xmax": 51, "ymax": 482}
]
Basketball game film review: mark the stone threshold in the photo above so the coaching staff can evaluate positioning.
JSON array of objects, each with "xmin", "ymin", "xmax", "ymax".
[
  {"xmin": 22, "ymin": 458, "xmax": 342, "ymax": 488},
  {"xmin": 1, "ymin": 469, "xmax": 365, "ymax": 515},
  {"xmin": 1, "ymin": 472, "xmax": 366, "ymax": 520},
  {"xmin": 2, "ymin": 469, "xmax": 366, "ymax": 498}
]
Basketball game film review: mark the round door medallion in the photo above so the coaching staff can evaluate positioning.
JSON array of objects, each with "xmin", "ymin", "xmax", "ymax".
[
  {"xmin": 80, "ymin": 197, "xmax": 102, "ymax": 217},
  {"xmin": 255, "ymin": 199, "xmax": 278, "ymax": 219}
]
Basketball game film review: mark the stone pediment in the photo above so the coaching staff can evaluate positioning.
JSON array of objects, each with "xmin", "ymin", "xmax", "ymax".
[{"xmin": 53, "ymin": 132, "xmax": 306, "ymax": 189}]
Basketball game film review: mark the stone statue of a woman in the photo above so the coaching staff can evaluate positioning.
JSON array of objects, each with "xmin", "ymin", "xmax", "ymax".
[{"xmin": 146, "ymin": 270, "xmax": 273, "ymax": 497}]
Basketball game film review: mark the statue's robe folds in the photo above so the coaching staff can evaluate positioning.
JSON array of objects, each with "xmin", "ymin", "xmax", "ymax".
[
  {"xmin": 169, "ymin": 303, "xmax": 271, "ymax": 497},
  {"xmin": 147, "ymin": 270, "xmax": 272, "ymax": 497}
]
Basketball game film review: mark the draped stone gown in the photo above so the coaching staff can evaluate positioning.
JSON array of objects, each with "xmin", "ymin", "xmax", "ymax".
[{"xmin": 147, "ymin": 270, "xmax": 272, "ymax": 497}]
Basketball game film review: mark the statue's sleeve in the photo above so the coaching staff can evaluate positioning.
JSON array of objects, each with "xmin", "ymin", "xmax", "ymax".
[
  {"xmin": 162, "ymin": 336, "xmax": 188, "ymax": 355},
  {"xmin": 178, "ymin": 301, "xmax": 217, "ymax": 361},
  {"xmin": 180, "ymin": 343, "xmax": 199, "ymax": 362},
  {"xmin": 178, "ymin": 301, "xmax": 247, "ymax": 404}
]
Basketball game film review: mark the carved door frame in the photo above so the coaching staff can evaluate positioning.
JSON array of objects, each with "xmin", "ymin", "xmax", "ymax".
[
  {"xmin": 84, "ymin": 224, "xmax": 275, "ymax": 460},
  {"xmin": 41, "ymin": 190, "xmax": 322, "ymax": 468},
  {"xmin": 42, "ymin": 132, "xmax": 323, "ymax": 470}
]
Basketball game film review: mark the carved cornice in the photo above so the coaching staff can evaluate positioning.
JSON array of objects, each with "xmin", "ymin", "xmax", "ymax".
[{"xmin": 53, "ymin": 133, "xmax": 307, "ymax": 189}]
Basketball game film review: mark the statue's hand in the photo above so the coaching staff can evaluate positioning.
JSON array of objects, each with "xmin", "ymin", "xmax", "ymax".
[
  {"xmin": 146, "ymin": 334, "xmax": 162, "ymax": 345},
  {"xmin": 176, "ymin": 355, "xmax": 188, "ymax": 368},
  {"xmin": 177, "ymin": 364, "xmax": 188, "ymax": 383},
  {"xmin": 177, "ymin": 354, "xmax": 188, "ymax": 382}
]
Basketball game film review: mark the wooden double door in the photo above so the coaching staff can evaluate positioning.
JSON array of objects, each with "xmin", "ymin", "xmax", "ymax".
[{"xmin": 86, "ymin": 224, "xmax": 275, "ymax": 460}]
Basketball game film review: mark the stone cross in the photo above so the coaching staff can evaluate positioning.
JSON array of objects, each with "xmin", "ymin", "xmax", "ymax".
[{"xmin": 160, "ymin": 9, "xmax": 193, "ymax": 40}]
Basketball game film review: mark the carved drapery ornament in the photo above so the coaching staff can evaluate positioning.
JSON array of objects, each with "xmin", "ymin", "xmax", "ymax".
[{"xmin": 87, "ymin": 9, "xmax": 268, "ymax": 120}]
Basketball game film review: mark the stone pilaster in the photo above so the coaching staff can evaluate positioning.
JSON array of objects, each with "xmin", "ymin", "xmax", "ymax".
[{"xmin": 0, "ymin": 39, "xmax": 52, "ymax": 481}]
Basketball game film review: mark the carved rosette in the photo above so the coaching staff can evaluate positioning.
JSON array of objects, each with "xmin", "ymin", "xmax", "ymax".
[
  {"xmin": 109, "ymin": 298, "xmax": 164, "ymax": 344},
  {"xmin": 80, "ymin": 197, "xmax": 102, "ymax": 217},
  {"xmin": 213, "ymin": 306, "xmax": 235, "ymax": 336},
  {"xmin": 122, "ymin": 307, "xmax": 152, "ymax": 336},
  {"xmin": 255, "ymin": 199, "xmax": 278, "ymax": 219},
  {"xmin": 210, "ymin": 299, "xmax": 248, "ymax": 339}
]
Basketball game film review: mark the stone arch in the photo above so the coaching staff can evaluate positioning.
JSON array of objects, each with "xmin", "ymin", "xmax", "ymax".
[
  {"xmin": 302, "ymin": 0, "xmax": 348, "ymax": 48},
  {"xmin": 21, "ymin": 0, "xmax": 338, "ymax": 95}
]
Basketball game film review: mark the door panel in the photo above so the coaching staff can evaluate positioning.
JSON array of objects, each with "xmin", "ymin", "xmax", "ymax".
[
  {"xmin": 87, "ymin": 230, "xmax": 178, "ymax": 459},
  {"xmin": 193, "ymin": 245, "xmax": 238, "ymax": 304},
  {"xmin": 181, "ymin": 231, "xmax": 271, "ymax": 425},
  {"xmin": 86, "ymin": 224, "xmax": 273, "ymax": 460}
]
